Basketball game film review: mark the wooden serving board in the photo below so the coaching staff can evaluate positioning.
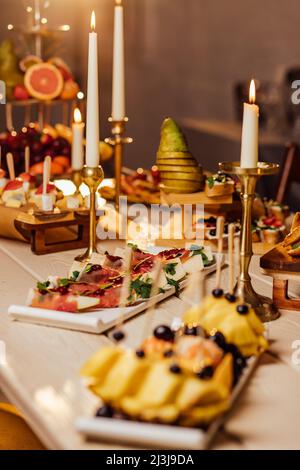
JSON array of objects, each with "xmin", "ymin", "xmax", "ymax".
[
  {"xmin": 260, "ymin": 242, "xmax": 300, "ymax": 272},
  {"xmin": 0, "ymin": 205, "xmax": 91, "ymax": 255},
  {"xmin": 260, "ymin": 243, "xmax": 300, "ymax": 311}
]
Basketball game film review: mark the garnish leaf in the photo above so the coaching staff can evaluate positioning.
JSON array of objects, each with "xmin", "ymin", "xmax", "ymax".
[
  {"xmin": 164, "ymin": 262, "xmax": 177, "ymax": 276},
  {"xmin": 207, "ymin": 176, "xmax": 215, "ymax": 189},
  {"xmin": 84, "ymin": 264, "xmax": 93, "ymax": 273},
  {"xmin": 70, "ymin": 271, "xmax": 80, "ymax": 281},
  {"xmin": 130, "ymin": 275, "xmax": 152, "ymax": 299},
  {"xmin": 37, "ymin": 280, "xmax": 50, "ymax": 293},
  {"xmin": 166, "ymin": 277, "xmax": 180, "ymax": 295},
  {"xmin": 127, "ymin": 243, "xmax": 139, "ymax": 252}
]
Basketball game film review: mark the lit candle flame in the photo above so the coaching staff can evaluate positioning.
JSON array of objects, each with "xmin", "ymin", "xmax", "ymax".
[
  {"xmin": 249, "ymin": 79, "xmax": 256, "ymax": 104},
  {"xmin": 74, "ymin": 107, "xmax": 82, "ymax": 124},
  {"xmin": 115, "ymin": 0, "xmax": 122, "ymax": 5},
  {"xmin": 90, "ymin": 11, "xmax": 96, "ymax": 31}
]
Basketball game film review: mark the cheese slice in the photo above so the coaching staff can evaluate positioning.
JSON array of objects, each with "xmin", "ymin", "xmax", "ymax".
[
  {"xmin": 68, "ymin": 260, "xmax": 85, "ymax": 278},
  {"xmin": 74, "ymin": 296, "xmax": 100, "ymax": 311},
  {"xmin": 163, "ymin": 258, "xmax": 186, "ymax": 282},
  {"xmin": 143, "ymin": 258, "xmax": 187, "ymax": 291},
  {"xmin": 182, "ymin": 253, "xmax": 204, "ymax": 273},
  {"xmin": 5, "ymin": 198, "xmax": 22, "ymax": 208}
]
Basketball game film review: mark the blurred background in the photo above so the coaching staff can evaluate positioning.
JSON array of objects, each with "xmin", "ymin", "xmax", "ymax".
[{"xmin": 1, "ymin": 0, "xmax": 300, "ymax": 206}]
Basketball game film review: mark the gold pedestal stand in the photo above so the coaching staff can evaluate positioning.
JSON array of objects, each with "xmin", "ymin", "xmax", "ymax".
[
  {"xmin": 219, "ymin": 161, "xmax": 280, "ymax": 322},
  {"xmin": 71, "ymin": 169, "xmax": 82, "ymax": 195},
  {"xmin": 75, "ymin": 165, "xmax": 104, "ymax": 263},
  {"xmin": 105, "ymin": 118, "xmax": 133, "ymax": 211}
]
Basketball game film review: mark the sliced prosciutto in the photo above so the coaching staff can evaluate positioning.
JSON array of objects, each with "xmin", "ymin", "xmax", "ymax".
[
  {"xmin": 78, "ymin": 265, "xmax": 121, "ymax": 284},
  {"xmin": 157, "ymin": 248, "xmax": 190, "ymax": 262},
  {"xmin": 103, "ymin": 253, "xmax": 124, "ymax": 271},
  {"xmin": 27, "ymin": 245, "xmax": 216, "ymax": 313},
  {"xmin": 28, "ymin": 290, "xmax": 99, "ymax": 313}
]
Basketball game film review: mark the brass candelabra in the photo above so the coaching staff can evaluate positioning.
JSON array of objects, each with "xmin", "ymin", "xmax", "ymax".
[
  {"xmin": 105, "ymin": 118, "xmax": 133, "ymax": 211},
  {"xmin": 219, "ymin": 161, "xmax": 280, "ymax": 322},
  {"xmin": 75, "ymin": 165, "xmax": 104, "ymax": 263}
]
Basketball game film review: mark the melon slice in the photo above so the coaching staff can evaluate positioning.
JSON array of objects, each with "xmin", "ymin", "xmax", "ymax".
[{"xmin": 24, "ymin": 63, "xmax": 63, "ymax": 100}]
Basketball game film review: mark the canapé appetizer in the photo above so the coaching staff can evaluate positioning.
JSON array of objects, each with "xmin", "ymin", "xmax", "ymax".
[{"xmin": 205, "ymin": 172, "xmax": 235, "ymax": 198}]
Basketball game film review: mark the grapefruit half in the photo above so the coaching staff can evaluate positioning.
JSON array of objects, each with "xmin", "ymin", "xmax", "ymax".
[{"xmin": 24, "ymin": 63, "xmax": 63, "ymax": 101}]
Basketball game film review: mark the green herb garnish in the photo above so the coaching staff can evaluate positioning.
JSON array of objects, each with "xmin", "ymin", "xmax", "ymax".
[
  {"xmin": 37, "ymin": 280, "xmax": 50, "ymax": 293},
  {"xmin": 207, "ymin": 176, "xmax": 215, "ymax": 189},
  {"xmin": 70, "ymin": 271, "xmax": 80, "ymax": 281},
  {"xmin": 130, "ymin": 276, "xmax": 152, "ymax": 299},
  {"xmin": 189, "ymin": 244, "xmax": 213, "ymax": 266},
  {"xmin": 59, "ymin": 278, "xmax": 70, "ymax": 287},
  {"xmin": 164, "ymin": 262, "xmax": 177, "ymax": 276},
  {"xmin": 166, "ymin": 277, "xmax": 181, "ymax": 295},
  {"xmin": 127, "ymin": 243, "xmax": 139, "ymax": 251},
  {"xmin": 84, "ymin": 264, "xmax": 93, "ymax": 273},
  {"xmin": 292, "ymin": 242, "xmax": 300, "ymax": 250}
]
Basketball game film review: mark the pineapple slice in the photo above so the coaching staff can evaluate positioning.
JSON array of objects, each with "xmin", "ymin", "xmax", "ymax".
[
  {"xmin": 176, "ymin": 378, "xmax": 228, "ymax": 411},
  {"xmin": 136, "ymin": 362, "xmax": 183, "ymax": 407},
  {"xmin": 120, "ymin": 361, "xmax": 183, "ymax": 418},
  {"xmin": 94, "ymin": 351, "xmax": 150, "ymax": 403},
  {"xmin": 176, "ymin": 354, "xmax": 232, "ymax": 411},
  {"xmin": 141, "ymin": 405, "xmax": 179, "ymax": 423},
  {"xmin": 217, "ymin": 316, "xmax": 259, "ymax": 356},
  {"xmin": 184, "ymin": 296, "xmax": 267, "ymax": 357},
  {"xmin": 213, "ymin": 353, "xmax": 233, "ymax": 390},
  {"xmin": 180, "ymin": 399, "xmax": 230, "ymax": 426},
  {"xmin": 184, "ymin": 297, "xmax": 229, "ymax": 329},
  {"xmin": 80, "ymin": 346, "xmax": 122, "ymax": 382}
]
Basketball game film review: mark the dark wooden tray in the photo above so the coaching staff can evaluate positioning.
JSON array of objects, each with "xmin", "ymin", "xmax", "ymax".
[
  {"xmin": 260, "ymin": 242, "xmax": 300, "ymax": 311},
  {"xmin": 260, "ymin": 242, "xmax": 300, "ymax": 272},
  {"xmin": 14, "ymin": 210, "xmax": 91, "ymax": 255}
]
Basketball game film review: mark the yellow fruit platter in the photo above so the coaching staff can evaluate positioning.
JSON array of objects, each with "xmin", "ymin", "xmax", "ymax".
[{"xmin": 75, "ymin": 288, "xmax": 267, "ymax": 449}]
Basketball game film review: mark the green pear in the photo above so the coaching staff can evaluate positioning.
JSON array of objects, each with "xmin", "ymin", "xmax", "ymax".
[{"xmin": 158, "ymin": 118, "xmax": 189, "ymax": 153}]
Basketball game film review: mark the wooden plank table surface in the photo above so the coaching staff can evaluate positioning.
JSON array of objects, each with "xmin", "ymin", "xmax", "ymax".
[{"xmin": 0, "ymin": 237, "xmax": 300, "ymax": 450}]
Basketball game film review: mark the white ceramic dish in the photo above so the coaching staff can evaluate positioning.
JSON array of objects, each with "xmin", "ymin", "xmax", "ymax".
[
  {"xmin": 75, "ymin": 356, "xmax": 257, "ymax": 449},
  {"xmin": 7, "ymin": 250, "xmax": 223, "ymax": 335}
]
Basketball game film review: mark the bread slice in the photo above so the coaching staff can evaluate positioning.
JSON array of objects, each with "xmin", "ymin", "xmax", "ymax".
[
  {"xmin": 283, "ymin": 225, "xmax": 300, "ymax": 247},
  {"xmin": 291, "ymin": 212, "xmax": 300, "ymax": 231}
]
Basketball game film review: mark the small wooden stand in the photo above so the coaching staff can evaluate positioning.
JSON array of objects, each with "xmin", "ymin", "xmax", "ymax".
[
  {"xmin": 1, "ymin": 206, "xmax": 91, "ymax": 255},
  {"xmin": 260, "ymin": 243, "xmax": 300, "ymax": 311}
]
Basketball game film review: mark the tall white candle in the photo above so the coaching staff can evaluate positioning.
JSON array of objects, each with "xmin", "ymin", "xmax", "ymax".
[
  {"xmin": 72, "ymin": 108, "xmax": 84, "ymax": 170},
  {"xmin": 240, "ymin": 79, "xmax": 259, "ymax": 168},
  {"xmin": 86, "ymin": 11, "xmax": 100, "ymax": 167},
  {"xmin": 112, "ymin": 0, "xmax": 125, "ymax": 121}
]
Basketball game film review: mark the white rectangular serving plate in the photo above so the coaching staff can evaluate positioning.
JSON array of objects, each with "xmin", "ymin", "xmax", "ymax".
[
  {"xmin": 7, "ymin": 253, "xmax": 223, "ymax": 334},
  {"xmin": 75, "ymin": 356, "xmax": 257, "ymax": 450},
  {"xmin": 8, "ymin": 288, "xmax": 176, "ymax": 334}
]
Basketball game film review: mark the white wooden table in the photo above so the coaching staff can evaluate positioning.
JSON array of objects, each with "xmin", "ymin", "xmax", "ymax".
[{"xmin": 0, "ymin": 238, "xmax": 300, "ymax": 450}]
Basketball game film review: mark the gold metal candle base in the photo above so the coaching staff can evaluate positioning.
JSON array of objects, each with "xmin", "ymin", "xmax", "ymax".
[
  {"xmin": 75, "ymin": 165, "xmax": 104, "ymax": 263},
  {"xmin": 71, "ymin": 169, "xmax": 82, "ymax": 195},
  {"xmin": 219, "ymin": 161, "xmax": 280, "ymax": 322},
  {"xmin": 105, "ymin": 118, "xmax": 133, "ymax": 211}
]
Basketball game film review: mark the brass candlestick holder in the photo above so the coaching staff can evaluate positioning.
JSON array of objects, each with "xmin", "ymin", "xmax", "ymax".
[
  {"xmin": 75, "ymin": 165, "xmax": 104, "ymax": 263},
  {"xmin": 105, "ymin": 118, "xmax": 133, "ymax": 211},
  {"xmin": 71, "ymin": 169, "xmax": 82, "ymax": 195},
  {"xmin": 219, "ymin": 161, "xmax": 280, "ymax": 322}
]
